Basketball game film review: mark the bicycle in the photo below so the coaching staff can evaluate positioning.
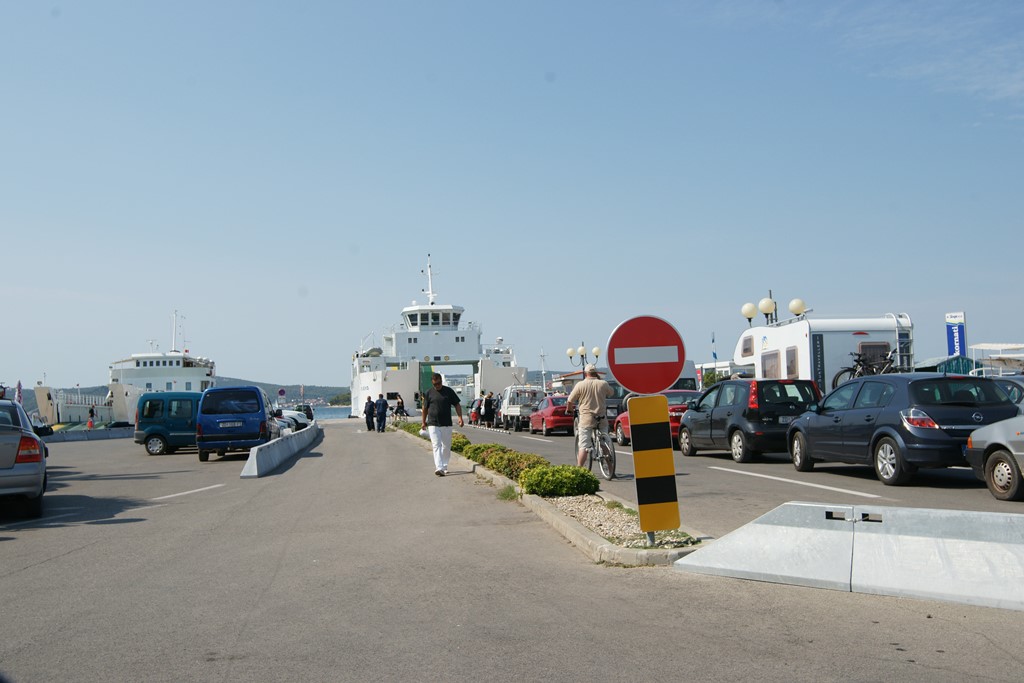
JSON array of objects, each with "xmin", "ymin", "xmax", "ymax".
[
  {"xmin": 832, "ymin": 348, "xmax": 899, "ymax": 389},
  {"xmin": 389, "ymin": 407, "xmax": 408, "ymax": 428},
  {"xmin": 573, "ymin": 413, "xmax": 616, "ymax": 480}
]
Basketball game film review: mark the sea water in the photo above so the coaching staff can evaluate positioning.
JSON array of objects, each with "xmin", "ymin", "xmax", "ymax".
[{"xmin": 311, "ymin": 406, "xmax": 351, "ymax": 420}]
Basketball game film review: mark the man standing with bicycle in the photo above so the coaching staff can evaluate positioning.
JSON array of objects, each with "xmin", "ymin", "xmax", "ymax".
[{"xmin": 566, "ymin": 364, "xmax": 614, "ymax": 468}]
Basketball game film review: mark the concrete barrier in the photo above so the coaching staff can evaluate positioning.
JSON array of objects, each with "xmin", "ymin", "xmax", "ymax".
[
  {"xmin": 674, "ymin": 501, "xmax": 1024, "ymax": 611},
  {"xmin": 240, "ymin": 420, "xmax": 321, "ymax": 478},
  {"xmin": 852, "ymin": 506, "xmax": 1024, "ymax": 611},
  {"xmin": 45, "ymin": 427, "xmax": 134, "ymax": 443}
]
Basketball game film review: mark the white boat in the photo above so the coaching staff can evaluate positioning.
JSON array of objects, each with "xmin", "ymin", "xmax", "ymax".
[
  {"xmin": 350, "ymin": 255, "xmax": 528, "ymax": 416},
  {"xmin": 34, "ymin": 312, "xmax": 216, "ymax": 425}
]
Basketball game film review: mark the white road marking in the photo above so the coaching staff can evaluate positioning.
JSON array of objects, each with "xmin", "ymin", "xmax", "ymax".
[
  {"xmin": 707, "ymin": 466, "xmax": 883, "ymax": 498},
  {"xmin": 152, "ymin": 484, "xmax": 225, "ymax": 501},
  {"xmin": 521, "ymin": 436, "xmax": 552, "ymax": 443},
  {"xmin": 613, "ymin": 345, "xmax": 679, "ymax": 365},
  {"xmin": 2, "ymin": 512, "xmax": 79, "ymax": 528}
]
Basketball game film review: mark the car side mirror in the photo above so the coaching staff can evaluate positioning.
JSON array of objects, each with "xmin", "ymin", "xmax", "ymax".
[
  {"xmin": 35, "ymin": 425, "xmax": 53, "ymax": 437},
  {"xmin": 807, "ymin": 402, "xmax": 820, "ymax": 413},
  {"xmin": 274, "ymin": 409, "xmax": 283, "ymax": 417}
]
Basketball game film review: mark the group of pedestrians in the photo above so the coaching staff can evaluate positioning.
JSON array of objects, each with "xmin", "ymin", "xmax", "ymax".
[{"xmin": 363, "ymin": 393, "xmax": 407, "ymax": 433}]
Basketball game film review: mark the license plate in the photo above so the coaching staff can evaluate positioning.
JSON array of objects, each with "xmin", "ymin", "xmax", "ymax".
[
  {"xmin": 778, "ymin": 416, "xmax": 794, "ymax": 424},
  {"xmin": 220, "ymin": 421, "xmax": 243, "ymax": 428}
]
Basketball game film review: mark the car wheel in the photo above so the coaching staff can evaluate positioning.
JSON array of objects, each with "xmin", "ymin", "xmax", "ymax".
[
  {"xmin": 984, "ymin": 449, "xmax": 1024, "ymax": 501},
  {"xmin": 616, "ymin": 423, "xmax": 629, "ymax": 446},
  {"xmin": 542, "ymin": 420, "xmax": 551, "ymax": 437},
  {"xmin": 198, "ymin": 450, "xmax": 209, "ymax": 462},
  {"xmin": 145, "ymin": 435, "xmax": 168, "ymax": 456},
  {"xmin": 679, "ymin": 428, "xmax": 697, "ymax": 457},
  {"xmin": 529, "ymin": 422, "xmax": 536, "ymax": 434},
  {"xmin": 873, "ymin": 437, "xmax": 914, "ymax": 485},
  {"xmin": 791, "ymin": 432, "xmax": 814, "ymax": 472},
  {"xmin": 730, "ymin": 430, "xmax": 754, "ymax": 463}
]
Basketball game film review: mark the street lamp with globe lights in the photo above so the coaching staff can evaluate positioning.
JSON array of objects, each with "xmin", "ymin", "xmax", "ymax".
[
  {"xmin": 741, "ymin": 292, "xmax": 809, "ymax": 326},
  {"xmin": 567, "ymin": 343, "xmax": 601, "ymax": 370}
]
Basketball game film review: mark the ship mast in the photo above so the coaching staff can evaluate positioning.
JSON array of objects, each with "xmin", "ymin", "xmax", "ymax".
[{"xmin": 421, "ymin": 254, "xmax": 437, "ymax": 306}]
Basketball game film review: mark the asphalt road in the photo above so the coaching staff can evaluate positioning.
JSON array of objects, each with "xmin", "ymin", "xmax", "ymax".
[
  {"xmin": 461, "ymin": 422, "xmax": 1023, "ymax": 539},
  {"xmin": 1, "ymin": 421, "xmax": 1022, "ymax": 683}
]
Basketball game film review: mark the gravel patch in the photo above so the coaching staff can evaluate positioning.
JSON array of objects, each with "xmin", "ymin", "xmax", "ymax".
[{"xmin": 545, "ymin": 494, "xmax": 699, "ymax": 549}]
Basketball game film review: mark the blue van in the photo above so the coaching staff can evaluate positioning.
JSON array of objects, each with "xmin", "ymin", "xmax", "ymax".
[
  {"xmin": 195, "ymin": 386, "xmax": 281, "ymax": 462},
  {"xmin": 134, "ymin": 391, "xmax": 203, "ymax": 455}
]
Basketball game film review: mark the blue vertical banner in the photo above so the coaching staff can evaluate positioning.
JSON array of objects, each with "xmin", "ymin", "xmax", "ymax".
[{"xmin": 946, "ymin": 312, "xmax": 967, "ymax": 357}]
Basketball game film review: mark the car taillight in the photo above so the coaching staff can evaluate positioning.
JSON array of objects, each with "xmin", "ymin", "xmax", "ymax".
[
  {"xmin": 259, "ymin": 422, "xmax": 268, "ymax": 438},
  {"xmin": 16, "ymin": 436, "xmax": 43, "ymax": 463},
  {"xmin": 900, "ymin": 408, "xmax": 939, "ymax": 430},
  {"xmin": 196, "ymin": 424, "xmax": 203, "ymax": 437},
  {"xmin": 811, "ymin": 381, "xmax": 822, "ymax": 399},
  {"xmin": 748, "ymin": 381, "xmax": 759, "ymax": 410},
  {"xmin": 967, "ymin": 435, "xmax": 973, "ymax": 448},
  {"xmin": 135, "ymin": 409, "xmax": 139, "ymax": 428}
]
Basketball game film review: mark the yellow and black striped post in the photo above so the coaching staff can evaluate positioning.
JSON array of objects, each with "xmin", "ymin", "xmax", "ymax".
[{"xmin": 628, "ymin": 394, "xmax": 680, "ymax": 535}]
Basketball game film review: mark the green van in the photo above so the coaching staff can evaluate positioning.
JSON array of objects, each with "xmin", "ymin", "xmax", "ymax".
[{"xmin": 134, "ymin": 392, "xmax": 203, "ymax": 455}]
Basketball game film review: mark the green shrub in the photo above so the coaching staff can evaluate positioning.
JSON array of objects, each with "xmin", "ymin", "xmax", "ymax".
[
  {"xmin": 519, "ymin": 465, "xmax": 600, "ymax": 497},
  {"xmin": 451, "ymin": 432, "xmax": 470, "ymax": 453},
  {"xmin": 485, "ymin": 450, "xmax": 550, "ymax": 481},
  {"xmin": 461, "ymin": 443, "xmax": 510, "ymax": 465},
  {"xmin": 399, "ymin": 422, "xmax": 423, "ymax": 437}
]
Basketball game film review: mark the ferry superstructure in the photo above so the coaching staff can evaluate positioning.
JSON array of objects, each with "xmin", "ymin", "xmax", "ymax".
[
  {"xmin": 34, "ymin": 312, "xmax": 216, "ymax": 425},
  {"xmin": 350, "ymin": 256, "xmax": 527, "ymax": 415}
]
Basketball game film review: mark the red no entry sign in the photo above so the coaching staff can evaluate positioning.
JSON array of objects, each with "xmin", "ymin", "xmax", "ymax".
[{"xmin": 606, "ymin": 316, "xmax": 686, "ymax": 394}]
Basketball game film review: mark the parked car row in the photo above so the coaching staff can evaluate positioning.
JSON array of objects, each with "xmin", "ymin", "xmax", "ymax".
[
  {"xmin": 676, "ymin": 372, "xmax": 1024, "ymax": 501},
  {"xmin": 134, "ymin": 386, "xmax": 312, "ymax": 461}
]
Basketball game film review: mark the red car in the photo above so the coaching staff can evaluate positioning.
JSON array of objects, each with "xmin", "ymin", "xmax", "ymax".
[
  {"xmin": 613, "ymin": 390, "xmax": 701, "ymax": 448},
  {"xmin": 528, "ymin": 395, "xmax": 574, "ymax": 436}
]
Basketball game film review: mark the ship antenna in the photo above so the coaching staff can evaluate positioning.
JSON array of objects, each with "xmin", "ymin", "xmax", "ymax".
[{"xmin": 420, "ymin": 253, "xmax": 437, "ymax": 305}]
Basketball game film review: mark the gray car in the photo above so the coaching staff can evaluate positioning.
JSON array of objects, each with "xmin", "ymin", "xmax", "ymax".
[
  {"xmin": 0, "ymin": 397, "xmax": 50, "ymax": 517},
  {"xmin": 965, "ymin": 415, "xmax": 1024, "ymax": 501}
]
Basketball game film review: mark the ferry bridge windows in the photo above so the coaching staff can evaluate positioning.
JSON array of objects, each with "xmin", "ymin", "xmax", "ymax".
[{"xmin": 408, "ymin": 313, "xmax": 418, "ymax": 326}]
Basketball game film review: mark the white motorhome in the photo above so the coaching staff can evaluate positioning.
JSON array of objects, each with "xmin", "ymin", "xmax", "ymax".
[{"xmin": 733, "ymin": 313, "xmax": 914, "ymax": 391}]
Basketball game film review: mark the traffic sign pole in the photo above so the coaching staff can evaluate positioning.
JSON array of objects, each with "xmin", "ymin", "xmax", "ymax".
[{"xmin": 606, "ymin": 316, "xmax": 686, "ymax": 542}]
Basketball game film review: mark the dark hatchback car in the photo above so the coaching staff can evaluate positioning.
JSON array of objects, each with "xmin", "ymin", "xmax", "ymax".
[
  {"xmin": 679, "ymin": 379, "xmax": 821, "ymax": 463},
  {"xmin": 787, "ymin": 373, "xmax": 1018, "ymax": 485}
]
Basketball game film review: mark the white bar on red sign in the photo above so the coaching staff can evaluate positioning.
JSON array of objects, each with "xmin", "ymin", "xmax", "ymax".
[{"xmin": 612, "ymin": 346, "xmax": 679, "ymax": 365}]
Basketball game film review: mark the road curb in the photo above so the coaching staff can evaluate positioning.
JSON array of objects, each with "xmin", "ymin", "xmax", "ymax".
[{"xmin": 398, "ymin": 428, "xmax": 711, "ymax": 566}]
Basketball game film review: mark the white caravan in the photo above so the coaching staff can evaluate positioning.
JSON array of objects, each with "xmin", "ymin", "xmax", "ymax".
[{"xmin": 732, "ymin": 313, "xmax": 914, "ymax": 391}]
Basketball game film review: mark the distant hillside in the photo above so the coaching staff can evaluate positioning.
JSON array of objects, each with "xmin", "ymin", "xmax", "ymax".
[{"xmin": 214, "ymin": 377, "xmax": 349, "ymax": 405}]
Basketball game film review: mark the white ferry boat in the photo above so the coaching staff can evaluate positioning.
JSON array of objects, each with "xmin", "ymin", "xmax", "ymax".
[
  {"xmin": 350, "ymin": 255, "xmax": 528, "ymax": 416},
  {"xmin": 34, "ymin": 312, "xmax": 216, "ymax": 425}
]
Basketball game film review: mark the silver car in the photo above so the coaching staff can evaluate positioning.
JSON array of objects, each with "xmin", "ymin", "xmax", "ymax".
[
  {"xmin": 0, "ymin": 397, "xmax": 49, "ymax": 517},
  {"xmin": 965, "ymin": 415, "xmax": 1024, "ymax": 501}
]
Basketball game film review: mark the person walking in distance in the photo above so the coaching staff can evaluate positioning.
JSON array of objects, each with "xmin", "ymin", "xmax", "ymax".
[
  {"xmin": 363, "ymin": 396, "xmax": 376, "ymax": 432},
  {"xmin": 421, "ymin": 373, "xmax": 464, "ymax": 476},
  {"xmin": 566, "ymin": 364, "xmax": 614, "ymax": 467},
  {"xmin": 374, "ymin": 394, "xmax": 389, "ymax": 433}
]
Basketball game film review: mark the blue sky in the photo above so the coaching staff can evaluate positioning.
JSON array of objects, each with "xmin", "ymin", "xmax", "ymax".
[{"xmin": 3, "ymin": 1, "xmax": 1023, "ymax": 388}]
